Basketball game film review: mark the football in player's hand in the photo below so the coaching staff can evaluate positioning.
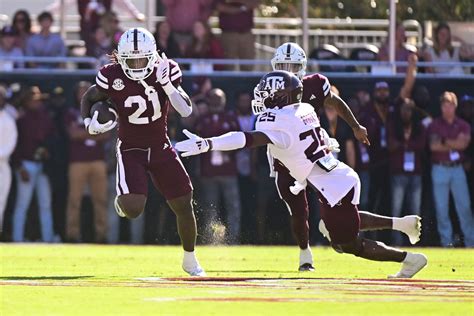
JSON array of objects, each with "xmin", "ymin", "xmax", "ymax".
[{"xmin": 90, "ymin": 101, "xmax": 118, "ymax": 124}]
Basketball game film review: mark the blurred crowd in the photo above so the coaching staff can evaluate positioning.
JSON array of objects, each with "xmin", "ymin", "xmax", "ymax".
[
  {"xmin": 0, "ymin": 1, "xmax": 472, "ymax": 247},
  {"xmin": 0, "ymin": 60, "xmax": 473, "ymax": 247}
]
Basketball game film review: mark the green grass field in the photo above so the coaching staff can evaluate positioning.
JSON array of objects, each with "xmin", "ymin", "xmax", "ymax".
[{"xmin": 1, "ymin": 244, "xmax": 473, "ymax": 315}]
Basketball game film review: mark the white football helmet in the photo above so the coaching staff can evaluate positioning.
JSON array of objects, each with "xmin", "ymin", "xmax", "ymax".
[
  {"xmin": 117, "ymin": 27, "xmax": 158, "ymax": 81},
  {"xmin": 271, "ymin": 42, "xmax": 307, "ymax": 80}
]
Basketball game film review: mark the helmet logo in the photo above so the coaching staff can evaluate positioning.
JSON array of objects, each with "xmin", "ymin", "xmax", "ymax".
[
  {"xmin": 112, "ymin": 78, "xmax": 125, "ymax": 91},
  {"xmin": 263, "ymin": 76, "xmax": 285, "ymax": 92}
]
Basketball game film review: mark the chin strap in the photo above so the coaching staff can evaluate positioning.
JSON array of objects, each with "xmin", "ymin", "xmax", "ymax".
[{"xmin": 139, "ymin": 79, "xmax": 156, "ymax": 96}]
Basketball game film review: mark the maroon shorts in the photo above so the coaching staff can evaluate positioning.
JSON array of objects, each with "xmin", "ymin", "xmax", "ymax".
[
  {"xmin": 318, "ymin": 188, "xmax": 360, "ymax": 244},
  {"xmin": 275, "ymin": 161, "xmax": 309, "ymax": 215},
  {"xmin": 116, "ymin": 140, "xmax": 193, "ymax": 200}
]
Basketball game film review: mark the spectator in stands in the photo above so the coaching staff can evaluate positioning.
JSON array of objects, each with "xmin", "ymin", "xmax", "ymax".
[
  {"xmin": 320, "ymin": 86, "xmax": 356, "ymax": 168},
  {"xmin": 194, "ymin": 88, "xmax": 242, "ymax": 244},
  {"xmin": 216, "ymin": 0, "xmax": 260, "ymax": 71},
  {"xmin": 377, "ymin": 24, "xmax": 416, "ymax": 73},
  {"xmin": 195, "ymin": 99, "xmax": 209, "ymax": 117},
  {"xmin": 0, "ymin": 26, "xmax": 25, "ymax": 70},
  {"xmin": 11, "ymin": 10, "xmax": 32, "ymax": 52},
  {"xmin": 99, "ymin": 11, "xmax": 123, "ymax": 48},
  {"xmin": 253, "ymin": 145, "xmax": 279, "ymax": 244},
  {"xmin": 422, "ymin": 22, "xmax": 471, "ymax": 75},
  {"xmin": 191, "ymin": 77, "xmax": 213, "ymax": 104},
  {"xmin": 45, "ymin": 87, "xmax": 70, "ymax": 240},
  {"xmin": 47, "ymin": 0, "xmax": 143, "ymax": 45},
  {"xmin": 234, "ymin": 91, "xmax": 256, "ymax": 242},
  {"xmin": 64, "ymin": 81, "xmax": 109, "ymax": 243},
  {"xmin": 12, "ymin": 86, "xmax": 55, "ymax": 242},
  {"xmin": 359, "ymin": 55, "xmax": 417, "ymax": 237},
  {"xmin": 25, "ymin": 12, "xmax": 67, "ymax": 69},
  {"xmin": 412, "ymin": 85, "xmax": 434, "ymax": 128},
  {"xmin": 162, "ymin": 0, "xmax": 214, "ymax": 52},
  {"xmin": 428, "ymin": 92, "xmax": 474, "ymax": 247},
  {"xmin": 387, "ymin": 98, "xmax": 427, "ymax": 245},
  {"xmin": 457, "ymin": 95, "xmax": 474, "ymax": 202},
  {"xmin": 0, "ymin": 86, "xmax": 17, "ymax": 237},
  {"xmin": 359, "ymin": 81, "xmax": 393, "ymax": 230},
  {"xmin": 355, "ymin": 89, "xmax": 371, "ymax": 114},
  {"xmin": 347, "ymin": 94, "xmax": 371, "ymax": 212},
  {"xmin": 185, "ymin": 21, "xmax": 224, "ymax": 71},
  {"xmin": 154, "ymin": 20, "xmax": 181, "ymax": 58},
  {"xmin": 87, "ymin": 26, "xmax": 114, "ymax": 67}
]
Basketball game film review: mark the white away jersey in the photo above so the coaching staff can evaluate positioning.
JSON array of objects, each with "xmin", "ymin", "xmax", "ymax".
[{"xmin": 255, "ymin": 102, "xmax": 329, "ymax": 183}]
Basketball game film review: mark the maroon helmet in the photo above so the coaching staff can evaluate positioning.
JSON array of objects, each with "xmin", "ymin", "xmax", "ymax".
[{"xmin": 252, "ymin": 70, "xmax": 303, "ymax": 115}]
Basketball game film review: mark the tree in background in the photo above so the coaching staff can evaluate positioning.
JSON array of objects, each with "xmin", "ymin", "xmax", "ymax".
[{"xmin": 260, "ymin": 0, "xmax": 473, "ymax": 22}]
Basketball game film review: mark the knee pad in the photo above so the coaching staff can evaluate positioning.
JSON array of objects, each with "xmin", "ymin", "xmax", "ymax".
[{"xmin": 118, "ymin": 196, "xmax": 145, "ymax": 219}]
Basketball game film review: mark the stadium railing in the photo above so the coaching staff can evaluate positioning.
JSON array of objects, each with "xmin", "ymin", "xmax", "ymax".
[
  {"xmin": 1, "ymin": 56, "xmax": 473, "ymax": 80},
  {"xmin": 0, "ymin": 15, "xmax": 422, "ymax": 60}
]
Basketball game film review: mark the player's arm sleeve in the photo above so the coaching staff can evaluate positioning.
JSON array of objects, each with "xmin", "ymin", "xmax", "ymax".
[
  {"xmin": 207, "ymin": 130, "xmax": 287, "ymax": 151},
  {"xmin": 167, "ymin": 61, "xmax": 192, "ymax": 117},
  {"xmin": 168, "ymin": 86, "xmax": 192, "ymax": 117},
  {"xmin": 95, "ymin": 69, "xmax": 110, "ymax": 93}
]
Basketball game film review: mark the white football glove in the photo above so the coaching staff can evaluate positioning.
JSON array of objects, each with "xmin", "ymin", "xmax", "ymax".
[
  {"xmin": 175, "ymin": 129, "xmax": 210, "ymax": 157},
  {"xmin": 290, "ymin": 179, "xmax": 307, "ymax": 195},
  {"xmin": 321, "ymin": 128, "xmax": 340, "ymax": 153},
  {"xmin": 156, "ymin": 52, "xmax": 175, "ymax": 95},
  {"xmin": 84, "ymin": 111, "xmax": 117, "ymax": 135}
]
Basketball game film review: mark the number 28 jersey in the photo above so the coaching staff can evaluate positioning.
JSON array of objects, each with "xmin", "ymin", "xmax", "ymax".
[
  {"xmin": 255, "ymin": 102, "xmax": 330, "ymax": 183},
  {"xmin": 95, "ymin": 60, "xmax": 182, "ymax": 148}
]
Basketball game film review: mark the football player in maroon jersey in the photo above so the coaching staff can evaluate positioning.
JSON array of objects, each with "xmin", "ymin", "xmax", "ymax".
[
  {"xmin": 270, "ymin": 42, "xmax": 420, "ymax": 271},
  {"xmin": 80, "ymin": 27, "xmax": 205, "ymax": 276}
]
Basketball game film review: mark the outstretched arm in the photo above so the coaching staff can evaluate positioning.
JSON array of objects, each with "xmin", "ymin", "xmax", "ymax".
[
  {"xmin": 399, "ymin": 54, "xmax": 417, "ymax": 99},
  {"xmin": 175, "ymin": 129, "xmax": 279, "ymax": 157},
  {"xmin": 324, "ymin": 92, "xmax": 370, "ymax": 145}
]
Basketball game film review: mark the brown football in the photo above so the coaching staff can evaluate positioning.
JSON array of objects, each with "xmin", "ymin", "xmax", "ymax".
[{"xmin": 90, "ymin": 101, "xmax": 117, "ymax": 124}]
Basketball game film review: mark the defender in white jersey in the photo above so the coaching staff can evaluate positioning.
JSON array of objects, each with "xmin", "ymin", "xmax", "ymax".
[
  {"xmin": 270, "ymin": 42, "xmax": 420, "ymax": 272},
  {"xmin": 256, "ymin": 101, "xmax": 360, "ymax": 207},
  {"xmin": 176, "ymin": 71, "xmax": 427, "ymax": 278}
]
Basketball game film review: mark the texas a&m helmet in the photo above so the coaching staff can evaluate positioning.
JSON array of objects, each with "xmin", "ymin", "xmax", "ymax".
[{"xmin": 251, "ymin": 70, "xmax": 303, "ymax": 115}]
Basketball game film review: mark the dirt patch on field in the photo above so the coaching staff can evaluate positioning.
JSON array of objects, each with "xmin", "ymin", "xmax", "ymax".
[{"xmin": 2, "ymin": 277, "xmax": 473, "ymax": 303}]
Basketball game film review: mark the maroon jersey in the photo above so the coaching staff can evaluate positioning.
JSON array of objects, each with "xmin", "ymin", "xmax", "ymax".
[
  {"xmin": 301, "ymin": 73, "xmax": 331, "ymax": 114},
  {"xmin": 428, "ymin": 116, "xmax": 471, "ymax": 164},
  {"xmin": 95, "ymin": 60, "xmax": 182, "ymax": 148}
]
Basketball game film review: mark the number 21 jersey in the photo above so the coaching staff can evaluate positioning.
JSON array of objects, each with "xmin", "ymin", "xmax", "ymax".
[{"xmin": 95, "ymin": 60, "xmax": 182, "ymax": 148}]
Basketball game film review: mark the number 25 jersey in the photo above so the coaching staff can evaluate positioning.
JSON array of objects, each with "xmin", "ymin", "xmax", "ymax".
[
  {"xmin": 95, "ymin": 60, "xmax": 182, "ymax": 148},
  {"xmin": 255, "ymin": 102, "xmax": 329, "ymax": 183}
]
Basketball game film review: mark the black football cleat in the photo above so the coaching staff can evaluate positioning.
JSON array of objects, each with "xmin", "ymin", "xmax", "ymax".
[{"xmin": 298, "ymin": 263, "xmax": 315, "ymax": 272}]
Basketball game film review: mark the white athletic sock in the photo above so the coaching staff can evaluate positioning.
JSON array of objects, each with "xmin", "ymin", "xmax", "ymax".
[
  {"xmin": 299, "ymin": 246, "xmax": 313, "ymax": 265},
  {"xmin": 392, "ymin": 217, "xmax": 405, "ymax": 232},
  {"xmin": 183, "ymin": 250, "xmax": 199, "ymax": 268}
]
